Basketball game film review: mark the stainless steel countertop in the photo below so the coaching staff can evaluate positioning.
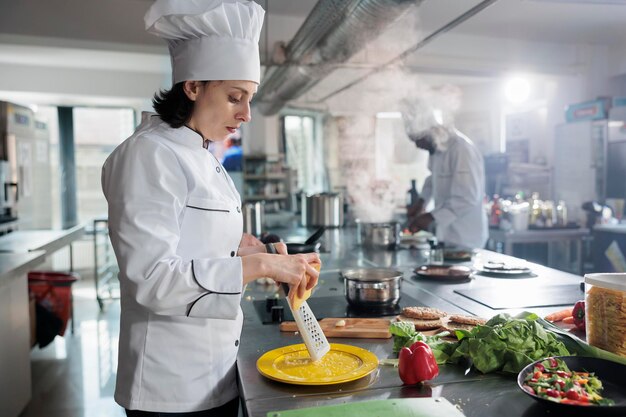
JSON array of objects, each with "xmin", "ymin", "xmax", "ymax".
[
  {"xmin": 0, "ymin": 251, "xmax": 46, "ymax": 284},
  {"xmin": 238, "ymin": 226, "xmax": 584, "ymax": 417},
  {"xmin": 0, "ymin": 224, "xmax": 85, "ymax": 254}
]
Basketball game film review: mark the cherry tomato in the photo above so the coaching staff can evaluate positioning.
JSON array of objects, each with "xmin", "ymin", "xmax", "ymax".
[
  {"xmin": 566, "ymin": 389, "xmax": 580, "ymax": 401},
  {"xmin": 546, "ymin": 389, "xmax": 560, "ymax": 398}
]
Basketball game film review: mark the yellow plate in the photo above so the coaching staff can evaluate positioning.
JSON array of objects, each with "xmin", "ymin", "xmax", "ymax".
[{"xmin": 256, "ymin": 343, "xmax": 379, "ymax": 385}]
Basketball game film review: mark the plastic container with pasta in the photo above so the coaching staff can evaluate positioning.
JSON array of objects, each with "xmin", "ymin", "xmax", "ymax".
[{"xmin": 584, "ymin": 273, "xmax": 626, "ymax": 357}]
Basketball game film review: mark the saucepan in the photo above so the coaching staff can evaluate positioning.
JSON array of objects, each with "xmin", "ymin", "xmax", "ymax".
[
  {"xmin": 342, "ymin": 267, "xmax": 403, "ymax": 308},
  {"xmin": 358, "ymin": 221, "xmax": 400, "ymax": 250}
]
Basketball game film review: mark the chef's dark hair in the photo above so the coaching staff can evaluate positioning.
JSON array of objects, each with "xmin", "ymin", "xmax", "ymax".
[{"xmin": 152, "ymin": 81, "xmax": 209, "ymax": 128}]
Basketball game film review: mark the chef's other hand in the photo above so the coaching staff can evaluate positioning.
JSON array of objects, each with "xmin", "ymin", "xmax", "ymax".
[
  {"xmin": 273, "ymin": 253, "xmax": 321, "ymax": 297},
  {"xmin": 267, "ymin": 242, "xmax": 288, "ymax": 255},
  {"xmin": 241, "ymin": 251, "xmax": 320, "ymax": 288},
  {"xmin": 407, "ymin": 199, "xmax": 425, "ymax": 218},
  {"xmin": 240, "ymin": 232, "xmax": 264, "ymax": 248},
  {"xmin": 408, "ymin": 212, "xmax": 435, "ymax": 233},
  {"xmin": 238, "ymin": 233, "xmax": 277, "ymax": 256}
]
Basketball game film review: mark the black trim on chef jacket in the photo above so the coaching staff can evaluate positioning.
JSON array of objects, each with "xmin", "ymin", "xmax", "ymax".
[
  {"xmin": 186, "ymin": 205, "xmax": 230, "ymax": 213},
  {"xmin": 187, "ymin": 260, "xmax": 242, "ymax": 317}
]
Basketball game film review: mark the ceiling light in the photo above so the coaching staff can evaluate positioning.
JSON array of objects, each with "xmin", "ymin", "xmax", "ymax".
[{"xmin": 504, "ymin": 77, "xmax": 531, "ymax": 104}]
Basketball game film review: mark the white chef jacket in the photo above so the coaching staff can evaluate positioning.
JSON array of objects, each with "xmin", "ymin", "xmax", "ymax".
[
  {"xmin": 101, "ymin": 115, "xmax": 244, "ymax": 412},
  {"xmin": 421, "ymin": 130, "xmax": 488, "ymax": 249}
]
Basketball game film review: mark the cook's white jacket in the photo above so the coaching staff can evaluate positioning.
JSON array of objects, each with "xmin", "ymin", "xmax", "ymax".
[
  {"xmin": 101, "ymin": 116, "xmax": 244, "ymax": 412},
  {"xmin": 422, "ymin": 131, "xmax": 488, "ymax": 249}
]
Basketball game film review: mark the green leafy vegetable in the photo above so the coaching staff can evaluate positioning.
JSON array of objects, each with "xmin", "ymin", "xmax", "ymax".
[
  {"xmin": 391, "ymin": 311, "xmax": 626, "ymax": 375},
  {"xmin": 517, "ymin": 311, "xmax": 626, "ymax": 366},
  {"xmin": 446, "ymin": 313, "xmax": 570, "ymax": 373}
]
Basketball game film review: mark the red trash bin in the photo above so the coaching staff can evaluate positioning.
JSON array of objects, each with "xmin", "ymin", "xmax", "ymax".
[{"xmin": 28, "ymin": 271, "xmax": 80, "ymax": 336}]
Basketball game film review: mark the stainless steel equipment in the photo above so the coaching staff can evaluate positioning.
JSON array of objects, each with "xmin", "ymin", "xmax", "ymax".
[
  {"xmin": 342, "ymin": 267, "xmax": 402, "ymax": 308},
  {"xmin": 306, "ymin": 193, "xmax": 344, "ymax": 228},
  {"xmin": 359, "ymin": 221, "xmax": 400, "ymax": 250},
  {"xmin": 243, "ymin": 201, "xmax": 264, "ymax": 237},
  {"xmin": 0, "ymin": 102, "xmax": 52, "ymax": 231}
]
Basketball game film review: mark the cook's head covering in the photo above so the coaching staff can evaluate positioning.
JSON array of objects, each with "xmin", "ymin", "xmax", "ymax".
[
  {"xmin": 145, "ymin": 0, "xmax": 265, "ymax": 85},
  {"xmin": 400, "ymin": 97, "xmax": 441, "ymax": 138}
]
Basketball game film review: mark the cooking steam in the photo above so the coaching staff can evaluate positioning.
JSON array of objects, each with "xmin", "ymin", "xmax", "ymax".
[
  {"xmin": 338, "ymin": 77, "xmax": 463, "ymax": 224},
  {"xmin": 316, "ymin": 2, "xmax": 463, "ymax": 225}
]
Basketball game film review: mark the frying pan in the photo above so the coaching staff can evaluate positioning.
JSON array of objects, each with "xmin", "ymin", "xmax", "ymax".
[
  {"xmin": 286, "ymin": 227, "xmax": 325, "ymax": 254},
  {"xmin": 517, "ymin": 356, "xmax": 626, "ymax": 415}
]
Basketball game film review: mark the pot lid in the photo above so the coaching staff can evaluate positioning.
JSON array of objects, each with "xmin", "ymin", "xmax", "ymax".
[{"xmin": 341, "ymin": 268, "xmax": 403, "ymax": 282}]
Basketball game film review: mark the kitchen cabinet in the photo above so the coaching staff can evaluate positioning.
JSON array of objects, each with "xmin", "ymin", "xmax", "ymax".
[{"xmin": 0, "ymin": 252, "xmax": 45, "ymax": 417}]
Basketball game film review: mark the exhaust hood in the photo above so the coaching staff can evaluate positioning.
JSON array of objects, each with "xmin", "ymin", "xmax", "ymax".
[{"xmin": 254, "ymin": 0, "xmax": 420, "ymax": 116}]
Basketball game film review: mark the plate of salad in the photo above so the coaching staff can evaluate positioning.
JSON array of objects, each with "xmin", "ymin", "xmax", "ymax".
[{"xmin": 517, "ymin": 356, "xmax": 626, "ymax": 414}]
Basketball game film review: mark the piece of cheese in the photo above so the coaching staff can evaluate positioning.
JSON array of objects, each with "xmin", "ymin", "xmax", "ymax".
[{"xmin": 291, "ymin": 263, "xmax": 320, "ymax": 310}]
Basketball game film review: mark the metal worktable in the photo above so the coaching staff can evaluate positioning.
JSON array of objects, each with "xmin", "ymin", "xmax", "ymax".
[
  {"xmin": 0, "ymin": 224, "xmax": 85, "ymax": 270},
  {"xmin": 488, "ymin": 227, "xmax": 589, "ymax": 274},
  {"xmin": 238, "ymin": 227, "xmax": 586, "ymax": 417}
]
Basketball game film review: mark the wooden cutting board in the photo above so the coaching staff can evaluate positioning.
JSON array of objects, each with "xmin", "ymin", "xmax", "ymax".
[{"xmin": 279, "ymin": 318, "xmax": 392, "ymax": 339}]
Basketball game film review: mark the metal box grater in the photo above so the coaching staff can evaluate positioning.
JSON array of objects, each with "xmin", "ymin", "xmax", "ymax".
[
  {"xmin": 265, "ymin": 241, "xmax": 330, "ymax": 361},
  {"xmin": 284, "ymin": 293, "xmax": 330, "ymax": 361}
]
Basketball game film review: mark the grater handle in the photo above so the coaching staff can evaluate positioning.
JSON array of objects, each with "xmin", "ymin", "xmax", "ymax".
[
  {"xmin": 280, "ymin": 282, "xmax": 291, "ymax": 300},
  {"xmin": 265, "ymin": 243, "xmax": 292, "ymax": 300}
]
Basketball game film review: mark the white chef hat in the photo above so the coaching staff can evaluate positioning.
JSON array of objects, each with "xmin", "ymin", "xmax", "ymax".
[{"xmin": 145, "ymin": 0, "xmax": 265, "ymax": 85}]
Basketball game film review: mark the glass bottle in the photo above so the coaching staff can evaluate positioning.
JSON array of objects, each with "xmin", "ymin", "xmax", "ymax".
[
  {"xmin": 490, "ymin": 194, "xmax": 502, "ymax": 228},
  {"xmin": 529, "ymin": 192, "xmax": 544, "ymax": 228},
  {"xmin": 430, "ymin": 241, "xmax": 444, "ymax": 265},
  {"xmin": 406, "ymin": 179, "xmax": 419, "ymax": 208},
  {"xmin": 556, "ymin": 200, "xmax": 568, "ymax": 227}
]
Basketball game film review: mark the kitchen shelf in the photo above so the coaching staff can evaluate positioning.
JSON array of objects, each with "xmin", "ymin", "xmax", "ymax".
[
  {"xmin": 243, "ymin": 173, "xmax": 287, "ymax": 180},
  {"xmin": 243, "ymin": 154, "xmax": 291, "ymax": 211},
  {"xmin": 245, "ymin": 194, "xmax": 288, "ymax": 201}
]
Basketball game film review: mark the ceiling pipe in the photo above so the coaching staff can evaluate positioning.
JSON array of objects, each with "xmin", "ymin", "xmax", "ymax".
[
  {"xmin": 317, "ymin": 0, "xmax": 500, "ymax": 103},
  {"xmin": 254, "ymin": 0, "xmax": 419, "ymax": 116}
]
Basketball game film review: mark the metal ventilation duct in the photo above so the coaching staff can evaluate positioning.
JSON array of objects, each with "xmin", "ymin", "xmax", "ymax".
[{"xmin": 254, "ymin": 0, "xmax": 419, "ymax": 115}]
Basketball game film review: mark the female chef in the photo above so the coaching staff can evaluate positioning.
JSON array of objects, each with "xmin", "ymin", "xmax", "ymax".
[{"xmin": 101, "ymin": 1, "xmax": 320, "ymax": 416}]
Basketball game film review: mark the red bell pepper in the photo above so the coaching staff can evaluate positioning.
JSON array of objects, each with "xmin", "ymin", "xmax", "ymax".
[
  {"xmin": 398, "ymin": 341, "xmax": 439, "ymax": 385},
  {"xmin": 572, "ymin": 300, "xmax": 585, "ymax": 331}
]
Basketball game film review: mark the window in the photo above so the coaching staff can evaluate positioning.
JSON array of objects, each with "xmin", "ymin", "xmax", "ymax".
[
  {"xmin": 73, "ymin": 107, "xmax": 135, "ymax": 224},
  {"xmin": 281, "ymin": 113, "xmax": 325, "ymax": 194}
]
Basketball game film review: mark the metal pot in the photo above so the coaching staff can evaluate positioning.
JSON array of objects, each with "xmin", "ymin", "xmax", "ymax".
[
  {"xmin": 306, "ymin": 193, "xmax": 344, "ymax": 228},
  {"xmin": 359, "ymin": 221, "xmax": 400, "ymax": 250},
  {"xmin": 342, "ymin": 268, "xmax": 402, "ymax": 308},
  {"xmin": 243, "ymin": 201, "xmax": 264, "ymax": 237}
]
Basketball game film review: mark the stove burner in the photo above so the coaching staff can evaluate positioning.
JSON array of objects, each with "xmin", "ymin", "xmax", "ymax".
[
  {"xmin": 345, "ymin": 303, "xmax": 402, "ymax": 318},
  {"xmin": 253, "ymin": 295, "xmax": 422, "ymax": 324}
]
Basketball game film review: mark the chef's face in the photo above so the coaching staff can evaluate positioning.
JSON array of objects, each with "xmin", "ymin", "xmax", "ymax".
[
  {"xmin": 402, "ymin": 108, "xmax": 438, "ymax": 154},
  {"xmin": 184, "ymin": 80, "xmax": 258, "ymax": 141},
  {"xmin": 409, "ymin": 131, "xmax": 436, "ymax": 154}
]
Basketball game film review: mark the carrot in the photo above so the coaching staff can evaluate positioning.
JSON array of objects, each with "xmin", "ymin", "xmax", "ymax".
[
  {"xmin": 544, "ymin": 307, "xmax": 574, "ymax": 322},
  {"xmin": 562, "ymin": 316, "xmax": 575, "ymax": 324}
]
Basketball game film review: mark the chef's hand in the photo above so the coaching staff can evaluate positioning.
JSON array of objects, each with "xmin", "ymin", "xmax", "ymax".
[
  {"xmin": 274, "ymin": 253, "xmax": 321, "ymax": 299},
  {"xmin": 238, "ymin": 234, "xmax": 289, "ymax": 256},
  {"xmin": 408, "ymin": 212, "xmax": 435, "ymax": 233},
  {"xmin": 240, "ymin": 232, "xmax": 264, "ymax": 248},
  {"xmin": 241, "ymin": 252, "xmax": 321, "ymax": 295},
  {"xmin": 407, "ymin": 198, "xmax": 425, "ymax": 217}
]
